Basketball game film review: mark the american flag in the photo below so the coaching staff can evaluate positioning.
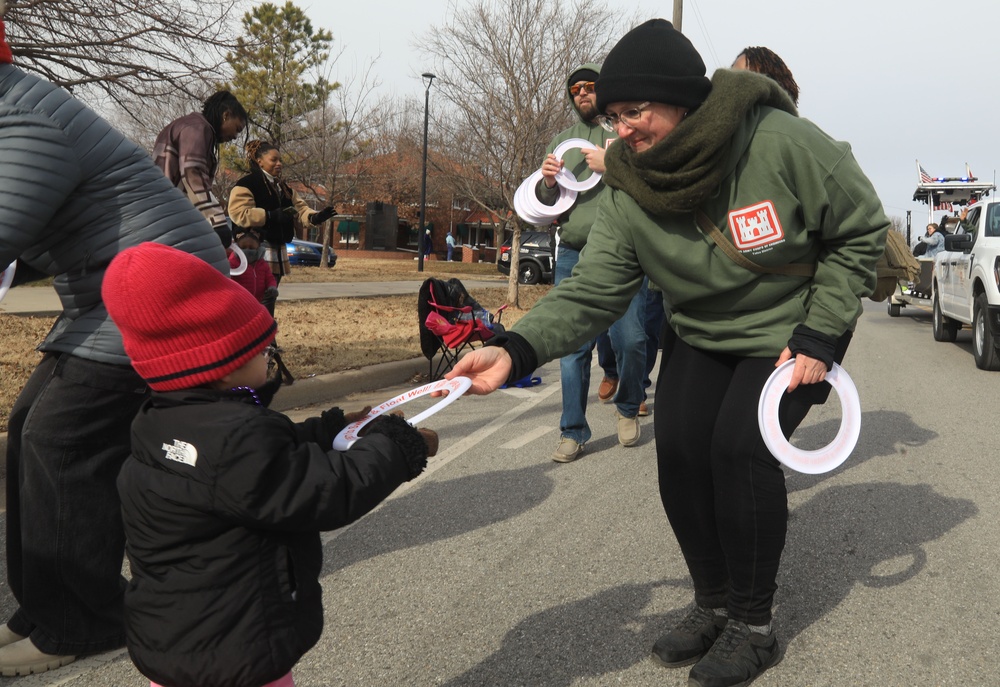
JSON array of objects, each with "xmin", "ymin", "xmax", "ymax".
[
  {"xmin": 917, "ymin": 161, "xmax": 933, "ymax": 184},
  {"xmin": 934, "ymin": 202, "xmax": 953, "ymax": 212}
]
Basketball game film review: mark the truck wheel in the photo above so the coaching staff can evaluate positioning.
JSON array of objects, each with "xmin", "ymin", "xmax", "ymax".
[
  {"xmin": 887, "ymin": 301, "xmax": 901, "ymax": 317},
  {"xmin": 973, "ymin": 293, "xmax": 1000, "ymax": 370},
  {"xmin": 518, "ymin": 261, "xmax": 541, "ymax": 285},
  {"xmin": 932, "ymin": 293, "xmax": 958, "ymax": 342}
]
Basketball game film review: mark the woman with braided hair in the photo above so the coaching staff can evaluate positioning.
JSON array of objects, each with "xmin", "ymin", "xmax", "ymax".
[
  {"xmin": 228, "ymin": 140, "xmax": 336, "ymax": 285},
  {"xmin": 732, "ymin": 46, "xmax": 800, "ymax": 106}
]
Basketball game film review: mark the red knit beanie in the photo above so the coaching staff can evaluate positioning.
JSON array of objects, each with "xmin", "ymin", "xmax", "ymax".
[
  {"xmin": 0, "ymin": 20, "xmax": 13, "ymax": 64},
  {"xmin": 103, "ymin": 243, "xmax": 276, "ymax": 391}
]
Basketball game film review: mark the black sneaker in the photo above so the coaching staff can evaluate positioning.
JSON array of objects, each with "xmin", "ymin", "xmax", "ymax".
[
  {"xmin": 688, "ymin": 619, "xmax": 782, "ymax": 687},
  {"xmin": 651, "ymin": 606, "xmax": 728, "ymax": 668}
]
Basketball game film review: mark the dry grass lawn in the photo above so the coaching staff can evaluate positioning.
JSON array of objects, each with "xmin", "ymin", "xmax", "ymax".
[{"xmin": 0, "ymin": 259, "xmax": 550, "ymax": 432}]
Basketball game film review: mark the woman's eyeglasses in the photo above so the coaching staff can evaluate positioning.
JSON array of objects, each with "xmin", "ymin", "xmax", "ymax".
[
  {"xmin": 596, "ymin": 102, "xmax": 651, "ymax": 133},
  {"xmin": 569, "ymin": 81, "xmax": 596, "ymax": 96}
]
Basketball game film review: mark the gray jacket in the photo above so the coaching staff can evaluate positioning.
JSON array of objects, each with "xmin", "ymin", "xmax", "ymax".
[{"xmin": 0, "ymin": 64, "xmax": 227, "ymax": 365}]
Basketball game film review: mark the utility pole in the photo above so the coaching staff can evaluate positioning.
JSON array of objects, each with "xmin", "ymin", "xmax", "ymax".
[
  {"xmin": 906, "ymin": 210, "xmax": 911, "ymax": 245},
  {"xmin": 673, "ymin": 0, "xmax": 683, "ymax": 30}
]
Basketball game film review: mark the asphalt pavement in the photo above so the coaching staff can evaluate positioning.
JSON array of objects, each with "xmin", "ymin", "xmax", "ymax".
[{"xmin": 0, "ymin": 297, "xmax": 995, "ymax": 686}]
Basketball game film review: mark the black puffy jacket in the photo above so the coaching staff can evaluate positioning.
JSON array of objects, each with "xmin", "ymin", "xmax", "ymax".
[{"xmin": 118, "ymin": 388, "xmax": 427, "ymax": 687}]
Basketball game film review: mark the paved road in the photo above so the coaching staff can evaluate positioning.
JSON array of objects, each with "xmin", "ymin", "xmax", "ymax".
[{"xmin": 1, "ymin": 299, "xmax": 996, "ymax": 686}]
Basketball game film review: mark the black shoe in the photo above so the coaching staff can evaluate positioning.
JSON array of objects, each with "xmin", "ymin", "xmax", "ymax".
[
  {"xmin": 688, "ymin": 619, "xmax": 782, "ymax": 687},
  {"xmin": 651, "ymin": 606, "xmax": 727, "ymax": 668}
]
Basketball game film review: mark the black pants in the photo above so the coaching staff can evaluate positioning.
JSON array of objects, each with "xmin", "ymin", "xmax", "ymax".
[
  {"xmin": 654, "ymin": 337, "xmax": 843, "ymax": 625},
  {"xmin": 6, "ymin": 353, "xmax": 148, "ymax": 654}
]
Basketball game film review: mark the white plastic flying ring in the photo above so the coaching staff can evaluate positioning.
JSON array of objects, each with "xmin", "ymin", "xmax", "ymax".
[
  {"xmin": 0, "ymin": 261, "xmax": 16, "ymax": 303},
  {"xmin": 757, "ymin": 360, "xmax": 861, "ymax": 474},
  {"xmin": 552, "ymin": 138, "xmax": 603, "ymax": 192},
  {"xmin": 333, "ymin": 376, "xmax": 473, "ymax": 450},
  {"xmin": 229, "ymin": 243, "xmax": 248, "ymax": 276},
  {"xmin": 513, "ymin": 171, "xmax": 577, "ymax": 226}
]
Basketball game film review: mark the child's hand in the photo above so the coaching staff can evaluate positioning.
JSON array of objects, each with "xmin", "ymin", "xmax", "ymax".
[
  {"xmin": 418, "ymin": 428, "xmax": 438, "ymax": 457},
  {"xmin": 343, "ymin": 405, "xmax": 372, "ymax": 424}
]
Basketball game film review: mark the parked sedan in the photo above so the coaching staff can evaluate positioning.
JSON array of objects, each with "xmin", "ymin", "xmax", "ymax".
[{"xmin": 285, "ymin": 239, "xmax": 337, "ymax": 268}]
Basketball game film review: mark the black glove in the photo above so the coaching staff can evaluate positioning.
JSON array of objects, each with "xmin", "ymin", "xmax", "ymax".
[
  {"xmin": 265, "ymin": 209, "xmax": 295, "ymax": 243},
  {"xmin": 787, "ymin": 324, "xmax": 838, "ymax": 370},
  {"xmin": 310, "ymin": 206, "xmax": 337, "ymax": 225}
]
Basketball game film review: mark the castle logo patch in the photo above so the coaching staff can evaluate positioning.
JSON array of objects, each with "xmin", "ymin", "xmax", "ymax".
[{"xmin": 728, "ymin": 201, "xmax": 784, "ymax": 251}]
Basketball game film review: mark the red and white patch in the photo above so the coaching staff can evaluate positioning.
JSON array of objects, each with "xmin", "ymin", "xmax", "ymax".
[{"xmin": 727, "ymin": 201, "xmax": 784, "ymax": 251}]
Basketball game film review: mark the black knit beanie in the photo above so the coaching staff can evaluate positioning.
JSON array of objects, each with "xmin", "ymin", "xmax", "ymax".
[
  {"xmin": 568, "ymin": 68, "xmax": 599, "ymax": 87},
  {"xmin": 596, "ymin": 19, "xmax": 712, "ymax": 112}
]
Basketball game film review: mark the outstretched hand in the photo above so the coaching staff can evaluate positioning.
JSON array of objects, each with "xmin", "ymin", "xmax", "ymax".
[
  {"xmin": 444, "ymin": 347, "xmax": 512, "ymax": 395},
  {"xmin": 311, "ymin": 206, "xmax": 337, "ymax": 225},
  {"xmin": 418, "ymin": 428, "xmax": 439, "ymax": 457},
  {"xmin": 343, "ymin": 405, "xmax": 372, "ymax": 424}
]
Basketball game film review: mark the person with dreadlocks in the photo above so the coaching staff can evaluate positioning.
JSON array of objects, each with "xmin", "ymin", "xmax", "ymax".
[
  {"xmin": 153, "ymin": 90, "xmax": 248, "ymax": 247},
  {"xmin": 228, "ymin": 140, "xmax": 336, "ymax": 286},
  {"xmin": 732, "ymin": 46, "xmax": 800, "ymax": 106},
  {"xmin": 0, "ymin": 8, "xmax": 226, "ymax": 675}
]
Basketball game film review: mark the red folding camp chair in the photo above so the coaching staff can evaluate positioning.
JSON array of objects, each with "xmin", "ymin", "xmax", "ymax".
[{"xmin": 418, "ymin": 277, "xmax": 507, "ymax": 380}]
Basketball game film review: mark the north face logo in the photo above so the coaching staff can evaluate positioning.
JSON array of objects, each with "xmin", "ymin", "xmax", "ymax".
[
  {"xmin": 161, "ymin": 439, "xmax": 198, "ymax": 467},
  {"xmin": 728, "ymin": 201, "xmax": 784, "ymax": 250}
]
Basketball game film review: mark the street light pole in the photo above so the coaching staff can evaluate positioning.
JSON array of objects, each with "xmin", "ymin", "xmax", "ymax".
[{"xmin": 417, "ymin": 72, "xmax": 436, "ymax": 272}]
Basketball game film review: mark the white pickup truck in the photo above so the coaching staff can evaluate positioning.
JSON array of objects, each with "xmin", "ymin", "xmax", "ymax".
[{"xmin": 932, "ymin": 200, "xmax": 1000, "ymax": 369}]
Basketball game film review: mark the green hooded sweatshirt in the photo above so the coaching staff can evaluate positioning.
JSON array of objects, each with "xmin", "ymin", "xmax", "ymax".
[
  {"xmin": 534, "ymin": 62, "xmax": 617, "ymax": 248},
  {"xmin": 513, "ymin": 69, "xmax": 889, "ymax": 361}
]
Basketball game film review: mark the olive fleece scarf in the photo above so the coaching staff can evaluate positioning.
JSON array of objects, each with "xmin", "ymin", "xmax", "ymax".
[{"xmin": 602, "ymin": 69, "xmax": 798, "ymax": 216}]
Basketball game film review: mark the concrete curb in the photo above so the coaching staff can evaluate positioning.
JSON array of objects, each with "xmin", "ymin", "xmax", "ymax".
[
  {"xmin": 269, "ymin": 356, "xmax": 430, "ymax": 411},
  {"xmin": 0, "ymin": 355, "xmax": 432, "ymax": 479}
]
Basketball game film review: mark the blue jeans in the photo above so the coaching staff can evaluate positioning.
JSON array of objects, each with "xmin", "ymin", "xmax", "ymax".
[
  {"xmin": 6, "ymin": 353, "xmax": 148, "ymax": 654},
  {"xmin": 555, "ymin": 246, "xmax": 646, "ymax": 443},
  {"xmin": 596, "ymin": 278, "xmax": 666, "ymax": 398}
]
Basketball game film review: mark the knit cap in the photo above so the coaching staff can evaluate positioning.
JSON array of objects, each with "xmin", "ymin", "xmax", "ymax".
[
  {"xmin": 568, "ymin": 67, "xmax": 599, "ymax": 87},
  {"xmin": 596, "ymin": 18, "xmax": 711, "ymax": 112},
  {"xmin": 103, "ymin": 243, "xmax": 276, "ymax": 391},
  {"xmin": 0, "ymin": 20, "xmax": 12, "ymax": 64}
]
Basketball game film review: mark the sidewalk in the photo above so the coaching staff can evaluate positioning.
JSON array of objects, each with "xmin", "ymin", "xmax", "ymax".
[{"xmin": 0, "ymin": 279, "xmax": 508, "ymax": 316}]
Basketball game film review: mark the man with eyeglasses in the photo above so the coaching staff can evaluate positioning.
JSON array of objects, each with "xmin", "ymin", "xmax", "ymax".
[
  {"xmin": 449, "ymin": 18, "xmax": 888, "ymax": 687},
  {"xmin": 535, "ymin": 63, "xmax": 648, "ymax": 464}
]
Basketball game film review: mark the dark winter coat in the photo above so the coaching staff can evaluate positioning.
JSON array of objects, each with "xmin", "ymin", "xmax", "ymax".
[{"xmin": 118, "ymin": 388, "xmax": 428, "ymax": 687}]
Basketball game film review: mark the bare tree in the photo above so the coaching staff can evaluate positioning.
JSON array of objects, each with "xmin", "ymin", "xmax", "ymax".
[
  {"xmin": 1, "ymin": 0, "xmax": 246, "ymax": 109},
  {"xmin": 421, "ymin": 0, "xmax": 634, "ymax": 305},
  {"xmin": 294, "ymin": 55, "xmax": 392, "ymax": 265}
]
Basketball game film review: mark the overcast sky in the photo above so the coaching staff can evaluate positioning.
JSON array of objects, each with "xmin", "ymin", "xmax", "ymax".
[{"xmin": 303, "ymin": 0, "xmax": 1000, "ymax": 230}]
